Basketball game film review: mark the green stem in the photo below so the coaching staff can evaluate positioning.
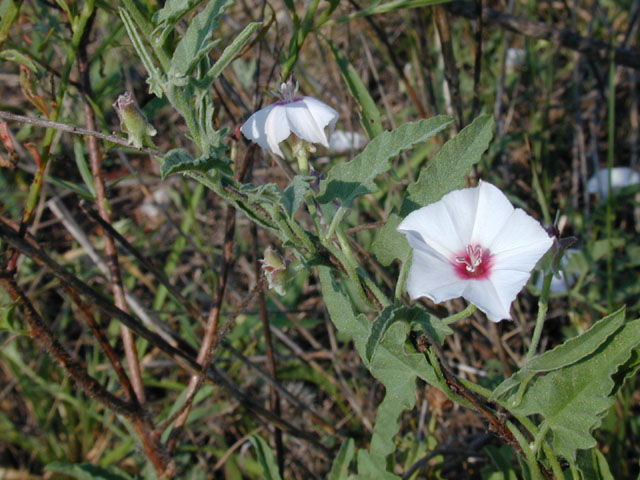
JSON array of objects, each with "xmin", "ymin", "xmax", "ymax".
[
  {"xmin": 281, "ymin": 0, "xmax": 321, "ymax": 79},
  {"xmin": 525, "ymin": 272, "xmax": 552, "ymax": 363},
  {"xmin": 442, "ymin": 303, "xmax": 477, "ymax": 325},
  {"xmin": 507, "ymin": 420, "xmax": 544, "ymax": 480},
  {"xmin": 324, "ymin": 241, "xmax": 371, "ymax": 308},
  {"xmin": 541, "ymin": 439, "xmax": 564, "ymax": 479},
  {"xmin": 336, "ymin": 227, "xmax": 390, "ymax": 307},
  {"xmin": 606, "ymin": 39, "xmax": 616, "ymax": 311},
  {"xmin": 326, "ymin": 205, "xmax": 347, "ymax": 241},
  {"xmin": 394, "ymin": 258, "xmax": 410, "ymax": 303},
  {"xmin": 22, "ymin": 1, "xmax": 95, "ymax": 226}
]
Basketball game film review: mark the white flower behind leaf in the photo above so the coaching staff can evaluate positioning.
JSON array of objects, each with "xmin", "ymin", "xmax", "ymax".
[
  {"xmin": 240, "ymin": 79, "xmax": 338, "ymax": 158},
  {"xmin": 586, "ymin": 167, "xmax": 640, "ymax": 198},
  {"xmin": 329, "ymin": 130, "xmax": 367, "ymax": 153},
  {"xmin": 397, "ymin": 181, "xmax": 553, "ymax": 322}
]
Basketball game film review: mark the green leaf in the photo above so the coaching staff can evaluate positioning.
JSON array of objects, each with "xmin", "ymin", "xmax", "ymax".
[
  {"xmin": 151, "ymin": 0, "xmax": 201, "ymax": 47},
  {"xmin": 401, "ymin": 113, "xmax": 494, "ymax": 215},
  {"xmin": 334, "ymin": 0, "xmax": 453, "ymax": 23},
  {"xmin": 365, "ymin": 305, "xmax": 452, "ymax": 363},
  {"xmin": 161, "ymin": 148, "xmax": 230, "ymax": 179},
  {"xmin": 366, "ymin": 305, "xmax": 400, "ymax": 362},
  {"xmin": 510, "ymin": 317, "xmax": 640, "ymax": 463},
  {"xmin": 327, "ymin": 39, "xmax": 383, "ymax": 139},
  {"xmin": 45, "ymin": 462, "xmax": 134, "ymax": 480},
  {"xmin": 118, "ymin": 6, "xmax": 165, "ymax": 96},
  {"xmin": 169, "ymin": 0, "xmax": 231, "ymax": 79},
  {"xmin": 280, "ymin": 175, "xmax": 312, "ymax": 218},
  {"xmin": 317, "ymin": 116, "xmax": 453, "ymax": 209},
  {"xmin": 575, "ymin": 448, "xmax": 615, "ymax": 480},
  {"xmin": 371, "ymin": 213, "xmax": 408, "ymax": 267},
  {"xmin": 0, "ymin": 0, "xmax": 20, "ymax": 47},
  {"xmin": 204, "ymin": 21, "xmax": 261, "ymax": 84},
  {"xmin": 492, "ymin": 308, "xmax": 626, "ymax": 400},
  {"xmin": 328, "ymin": 438, "xmax": 355, "ymax": 480},
  {"xmin": 356, "ymin": 451, "xmax": 400, "ymax": 480},
  {"xmin": 0, "ymin": 49, "xmax": 38, "ymax": 72},
  {"xmin": 73, "ymin": 139, "xmax": 96, "ymax": 198},
  {"xmin": 319, "ymin": 267, "xmax": 447, "ymax": 476},
  {"xmin": 249, "ymin": 434, "xmax": 283, "ymax": 480}
]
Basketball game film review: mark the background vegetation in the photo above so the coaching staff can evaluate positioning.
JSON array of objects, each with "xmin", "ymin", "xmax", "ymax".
[{"xmin": 1, "ymin": 0, "xmax": 640, "ymax": 478}]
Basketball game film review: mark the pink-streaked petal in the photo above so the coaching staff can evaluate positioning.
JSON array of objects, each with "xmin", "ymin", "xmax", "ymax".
[
  {"xmin": 489, "ymin": 209, "xmax": 553, "ymax": 271},
  {"xmin": 469, "ymin": 181, "xmax": 515, "ymax": 247},
  {"xmin": 241, "ymin": 104, "xmax": 276, "ymax": 153},
  {"xmin": 264, "ymin": 104, "xmax": 290, "ymax": 158},
  {"xmin": 406, "ymin": 245, "xmax": 466, "ymax": 303}
]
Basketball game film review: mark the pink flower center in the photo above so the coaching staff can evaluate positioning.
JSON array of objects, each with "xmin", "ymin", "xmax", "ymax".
[{"xmin": 453, "ymin": 244, "xmax": 493, "ymax": 279}]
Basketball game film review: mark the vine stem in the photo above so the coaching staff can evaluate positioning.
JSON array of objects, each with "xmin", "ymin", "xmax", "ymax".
[
  {"xmin": 443, "ymin": 303, "xmax": 477, "ymax": 324},
  {"xmin": 526, "ymin": 272, "xmax": 552, "ymax": 363}
]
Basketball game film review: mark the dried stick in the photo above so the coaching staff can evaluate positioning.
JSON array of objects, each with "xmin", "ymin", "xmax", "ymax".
[
  {"xmin": 77, "ymin": 29, "xmax": 146, "ymax": 406},
  {"xmin": 0, "ymin": 218, "xmax": 330, "ymax": 455},
  {"xmin": 167, "ymin": 149, "xmax": 254, "ymax": 449},
  {"xmin": 0, "ymin": 110, "xmax": 163, "ymax": 157},
  {"xmin": 0, "ymin": 273, "xmax": 141, "ymax": 418}
]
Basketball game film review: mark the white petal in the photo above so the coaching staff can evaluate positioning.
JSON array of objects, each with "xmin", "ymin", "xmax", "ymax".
[
  {"xmin": 397, "ymin": 193, "xmax": 471, "ymax": 259},
  {"xmin": 241, "ymin": 104, "xmax": 275, "ymax": 152},
  {"xmin": 299, "ymin": 97, "xmax": 339, "ymax": 143},
  {"xmin": 461, "ymin": 272, "xmax": 527, "ymax": 322},
  {"xmin": 405, "ymin": 241, "xmax": 466, "ymax": 303},
  {"xmin": 264, "ymin": 104, "xmax": 291, "ymax": 158},
  {"xmin": 489, "ymin": 209, "xmax": 552, "ymax": 272},
  {"xmin": 469, "ymin": 181, "xmax": 515, "ymax": 247},
  {"xmin": 284, "ymin": 97, "xmax": 337, "ymax": 148}
]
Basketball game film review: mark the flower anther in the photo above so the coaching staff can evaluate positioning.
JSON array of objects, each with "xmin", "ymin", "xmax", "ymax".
[
  {"xmin": 240, "ymin": 78, "xmax": 338, "ymax": 158},
  {"xmin": 397, "ymin": 181, "xmax": 553, "ymax": 322}
]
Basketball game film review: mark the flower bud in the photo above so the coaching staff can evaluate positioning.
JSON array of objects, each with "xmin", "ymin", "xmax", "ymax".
[
  {"xmin": 260, "ymin": 247, "xmax": 288, "ymax": 296},
  {"xmin": 113, "ymin": 92, "xmax": 157, "ymax": 148}
]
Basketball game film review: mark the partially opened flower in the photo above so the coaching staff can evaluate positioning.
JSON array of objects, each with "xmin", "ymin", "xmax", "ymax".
[
  {"xmin": 240, "ymin": 79, "xmax": 338, "ymax": 158},
  {"xmin": 397, "ymin": 181, "xmax": 553, "ymax": 322}
]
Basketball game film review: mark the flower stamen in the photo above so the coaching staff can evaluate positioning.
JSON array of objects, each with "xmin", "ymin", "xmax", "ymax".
[
  {"xmin": 456, "ymin": 245, "xmax": 484, "ymax": 273},
  {"xmin": 453, "ymin": 244, "xmax": 492, "ymax": 280}
]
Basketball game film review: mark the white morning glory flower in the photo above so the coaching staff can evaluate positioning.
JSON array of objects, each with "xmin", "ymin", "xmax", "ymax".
[
  {"xmin": 397, "ymin": 181, "xmax": 553, "ymax": 322},
  {"xmin": 586, "ymin": 167, "xmax": 640, "ymax": 198},
  {"xmin": 240, "ymin": 79, "xmax": 338, "ymax": 158}
]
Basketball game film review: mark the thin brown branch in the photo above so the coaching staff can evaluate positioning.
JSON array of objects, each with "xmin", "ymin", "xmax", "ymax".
[{"xmin": 0, "ymin": 110, "xmax": 163, "ymax": 157}]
